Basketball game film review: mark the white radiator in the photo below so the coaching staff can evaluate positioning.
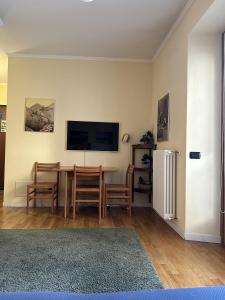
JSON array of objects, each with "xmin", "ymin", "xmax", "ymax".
[{"xmin": 153, "ymin": 150, "xmax": 177, "ymax": 220}]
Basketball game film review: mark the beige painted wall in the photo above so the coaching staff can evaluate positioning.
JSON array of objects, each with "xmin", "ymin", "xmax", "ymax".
[
  {"xmin": 151, "ymin": 0, "xmax": 214, "ymax": 235},
  {"xmin": 4, "ymin": 57, "xmax": 152, "ymax": 206},
  {"xmin": 0, "ymin": 84, "xmax": 7, "ymax": 105},
  {"xmin": 0, "ymin": 54, "xmax": 8, "ymax": 83},
  {"xmin": 0, "ymin": 54, "xmax": 8, "ymax": 105}
]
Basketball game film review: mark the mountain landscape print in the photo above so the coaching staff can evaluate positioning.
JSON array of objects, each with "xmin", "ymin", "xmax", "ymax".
[{"xmin": 25, "ymin": 98, "xmax": 55, "ymax": 132}]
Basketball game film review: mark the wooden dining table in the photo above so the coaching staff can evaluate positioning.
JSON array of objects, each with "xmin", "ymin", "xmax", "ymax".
[{"xmin": 59, "ymin": 166, "xmax": 118, "ymax": 218}]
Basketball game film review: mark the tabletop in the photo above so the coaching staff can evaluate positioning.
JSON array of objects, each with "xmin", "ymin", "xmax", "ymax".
[{"xmin": 59, "ymin": 166, "xmax": 118, "ymax": 172}]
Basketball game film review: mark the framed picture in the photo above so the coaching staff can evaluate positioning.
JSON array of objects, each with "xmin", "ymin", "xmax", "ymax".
[
  {"xmin": 25, "ymin": 98, "xmax": 55, "ymax": 132},
  {"xmin": 0, "ymin": 120, "xmax": 6, "ymax": 132},
  {"xmin": 157, "ymin": 93, "xmax": 169, "ymax": 142}
]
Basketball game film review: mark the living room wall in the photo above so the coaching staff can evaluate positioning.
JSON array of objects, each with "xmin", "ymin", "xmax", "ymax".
[
  {"xmin": 151, "ymin": 0, "xmax": 214, "ymax": 236},
  {"xmin": 0, "ymin": 54, "xmax": 8, "ymax": 105},
  {"xmin": 3, "ymin": 0, "xmax": 219, "ymax": 243},
  {"xmin": 4, "ymin": 57, "xmax": 152, "ymax": 206}
]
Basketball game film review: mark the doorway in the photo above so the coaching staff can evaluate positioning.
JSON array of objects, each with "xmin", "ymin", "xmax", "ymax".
[{"xmin": 0, "ymin": 105, "xmax": 6, "ymax": 203}]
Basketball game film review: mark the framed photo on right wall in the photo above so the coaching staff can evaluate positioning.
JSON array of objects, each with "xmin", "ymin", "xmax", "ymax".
[{"xmin": 157, "ymin": 93, "xmax": 169, "ymax": 142}]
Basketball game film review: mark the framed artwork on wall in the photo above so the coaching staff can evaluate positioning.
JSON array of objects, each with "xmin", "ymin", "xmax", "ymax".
[
  {"xmin": 25, "ymin": 98, "xmax": 55, "ymax": 132},
  {"xmin": 0, "ymin": 120, "xmax": 6, "ymax": 132},
  {"xmin": 157, "ymin": 93, "xmax": 169, "ymax": 142}
]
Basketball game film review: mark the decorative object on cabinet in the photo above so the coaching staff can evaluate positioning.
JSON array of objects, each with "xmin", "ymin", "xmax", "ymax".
[
  {"xmin": 138, "ymin": 176, "xmax": 145, "ymax": 185},
  {"xmin": 132, "ymin": 143, "xmax": 156, "ymax": 203},
  {"xmin": 157, "ymin": 93, "xmax": 169, "ymax": 142},
  {"xmin": 141, "ymin": 154, "xmax": 151, "ymax": 166},
  {"xmin": 140, "ymin": 130, "xmax": 154, "ymax": 146}
]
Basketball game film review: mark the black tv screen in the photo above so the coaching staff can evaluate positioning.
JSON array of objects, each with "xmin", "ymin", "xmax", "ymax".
[{"xmin": 67, "ymin": 121, "xmax": 119, "ymax": 151}]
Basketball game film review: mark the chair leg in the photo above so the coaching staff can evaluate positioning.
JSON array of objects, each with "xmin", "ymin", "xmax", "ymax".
[
  {"xmin": 73, "ymin": 190, "xmax": 76, "ymax": 220},
  {"xmin": 71, "ymin": 180, "xmax": 73, "ymax": 215},
  {"xmin": 33, "ymin": 188, "xmax": 36, "ymax": 208},
  {"xmin": 129, "ymin": 204, "xmax": 132, "ymax": 217},
  {"xmin": 51, "ymin": 198, "xmax": 54, "ymax": 214},
  {"xmin": 73, "ymin": 204, "xmax": 75, "ymax": 220},
  {"xmin": 26, "ymin": 187, "xmax": 29, "ymax": 214},
  {"xmin": 55, "ymin": 197, "xmax": 57, "ymax": 212},
  {"xmin": 104, "ymin": 188, "xmax": 107, "ymax": 218},
  {"xmin": 99, "ymin": 203, "xmax": 101, "ymax": 224},
  {"xmin": 102, "ymin": 185, "xmax": 105, "ymax": 218},
  {"xmin": 56, "ymin": 177, "xmax": 60, "ymax": 209},
  {"xmin": 99, "ymin": 196, "xmax": 102, "ymax": 225},
  {"xmin": 72, "ymin": 182, "xmax": 78, "ymax": 214},
  {"xmin": 98, "ymin": 187, "xmax": 102, "ymax": 224},
  {"xmin": 128, "ymin": 191, "xmax": 132, "ymax": 217},
  {"xmin": 56, "ymin": 188, "xmax": 59, "ymax": 209}
]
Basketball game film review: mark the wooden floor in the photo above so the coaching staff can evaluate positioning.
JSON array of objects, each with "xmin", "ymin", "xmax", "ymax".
[{"xmin": 1, "ymin": 206, "xmax": 225, "ymax": 289}]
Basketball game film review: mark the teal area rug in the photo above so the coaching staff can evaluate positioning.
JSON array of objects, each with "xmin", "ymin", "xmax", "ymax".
[{"xmin": 0, "ymin": 228, "xmax": 163, "ymax": 293}]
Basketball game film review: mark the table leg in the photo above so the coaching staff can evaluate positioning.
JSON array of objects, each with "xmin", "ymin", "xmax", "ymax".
[
  {"xmin": 102, "ymin": 172, "xmax": 105, "ymax": 218},
  {"xmin": 64, "ymin": 171, "xmax": 68, "ymax": 219}
]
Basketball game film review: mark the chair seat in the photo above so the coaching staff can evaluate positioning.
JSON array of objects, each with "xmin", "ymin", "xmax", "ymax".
[
  {"xmin": 105, "ymin": 184, "xmax": 129, "ymax": 191},
  {"xmin": 77, "ymin": 188, "xmax": 100, "ymax": 192},
  {"xmin": 28, "ymin": 182, "xmax": 57, "ymax": 189},
  {"xmin": 31, "ymin": 193, "xmax": 57, "ymax": 199},
  {"xmin": 34, "ymin": 190, "xmax": 54, "ymax": 194},
  {"xmin": 76, "ymin": 184, "xmax": 100, "ymax": 192}
]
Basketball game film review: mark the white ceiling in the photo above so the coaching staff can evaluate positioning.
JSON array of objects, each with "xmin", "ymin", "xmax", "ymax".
[{"xmin": 0, "ymin": 0, "xmax": 189, "ymax": 61}]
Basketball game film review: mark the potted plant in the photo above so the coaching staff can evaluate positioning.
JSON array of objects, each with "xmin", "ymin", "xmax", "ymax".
[{"xmin": 140, "ymin": 131, "xmax": 154, "ymax": 146}]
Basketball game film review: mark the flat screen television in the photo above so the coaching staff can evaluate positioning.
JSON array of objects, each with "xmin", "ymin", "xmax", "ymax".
[{"xmin": 67, "ymin": 121, "xmax": 119, "ymax": 151}]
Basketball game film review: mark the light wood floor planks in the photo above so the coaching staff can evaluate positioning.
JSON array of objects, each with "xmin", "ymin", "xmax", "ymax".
[{"xmin": 1, "ymin": 206, "xmax": 225, "ymax": 288}]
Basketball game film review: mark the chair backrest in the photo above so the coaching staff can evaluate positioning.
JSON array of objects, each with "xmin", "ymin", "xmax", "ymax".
[
  {"xmin": 126, "ymin": 164, "xmax": 135, "ymax": 188},
  {"xmin": 73, "ymin": 165, "xmax": 102, "ymax": 189},
  {"xmin": 34, "ymin": 162, "xmax": 60, "ymax": 183}
]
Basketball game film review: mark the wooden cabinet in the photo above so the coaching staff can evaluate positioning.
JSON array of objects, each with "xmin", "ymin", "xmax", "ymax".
[
  {"xmin": 132, "ymin": 144, "xmax": 155, "ymax": 203},
  {"xmin": 0, "ymin": 105, "xmax": 6, "ymax": 190}
]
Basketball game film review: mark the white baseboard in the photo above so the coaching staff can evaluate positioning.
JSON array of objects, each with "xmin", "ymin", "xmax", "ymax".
[
  {"xmin": 185, "ymin": 233, "xmax": 221, "ymax": 244},
  {"xmin": 165, "ymin": 220, "xmax": 221, "ymax": 244},
  {"xmin": 165, "ymin": 219, "xmax": 185, "ymax": 239},
  {"xmin": 3, "ymin": 198, "xmax": 53, "ymax": 208},
  {"xmin": 3, "ymin": 199, "xmax": 26, "ymax": 207}
]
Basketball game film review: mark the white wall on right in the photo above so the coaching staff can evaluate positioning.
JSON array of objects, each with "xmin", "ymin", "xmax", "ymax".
[
  {"xmin": 186, "ymin": 33, "xmax": 221, "ymax": 243},
  {"xmin": 151, "ymin": 0, "xmax": 214, "ymax": 237}
]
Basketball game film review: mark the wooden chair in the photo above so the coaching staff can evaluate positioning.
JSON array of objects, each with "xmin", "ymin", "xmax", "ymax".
[
  {"xmin": 27, "ymin": 162, "xmax": 60, "ymax": 213},
  {"xmin": 72, "ymin": 165, "xmax": 102, "ymax": 223},
  {"xmin": 103, "ymin": 164, "xmax": 134, "ymax": 217}
]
